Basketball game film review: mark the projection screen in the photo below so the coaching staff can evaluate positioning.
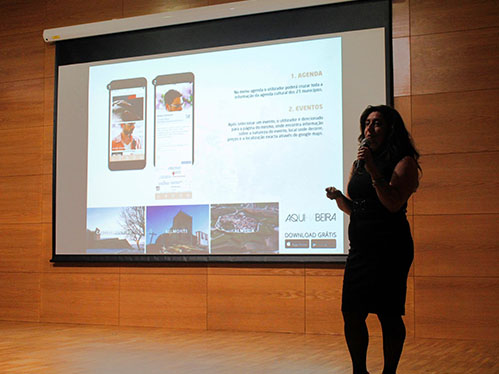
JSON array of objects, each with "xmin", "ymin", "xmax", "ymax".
[{"xmin": 51, "ymin": 0, "xmax": 392, "ymax": 262}]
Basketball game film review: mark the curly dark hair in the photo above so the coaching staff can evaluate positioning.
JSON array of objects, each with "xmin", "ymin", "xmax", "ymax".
[
  {"xmin": 164, "ymin": 89, "xmax": 182, "ymax": 105},
  {"xmin": 358, "ymin": 105, "xmax": 421, "ymax": 171}
]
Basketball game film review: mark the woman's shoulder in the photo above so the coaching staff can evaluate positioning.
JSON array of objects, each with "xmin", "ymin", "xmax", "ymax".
[
  {"xmin": 394, "ymin": 155, "xmax": 420, "ymax": 191},
  {"xmin": 397, "ymin": 155, "xmax": 418, "ymax": 168},
  {"xmin": 393, "ymin": 155, "xmax": 419, "ymax": 175}
]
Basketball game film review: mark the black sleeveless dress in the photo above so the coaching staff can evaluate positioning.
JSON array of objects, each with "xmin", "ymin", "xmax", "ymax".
[{"xmin": 342, "ymin": 158, "xmax": 414, "ymax": 315}]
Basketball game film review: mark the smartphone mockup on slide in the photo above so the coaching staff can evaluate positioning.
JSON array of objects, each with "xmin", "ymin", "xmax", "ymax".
[
  {"xmin": 153, "ymin": 73, "xmax": 194, "ymax": 200},
  {"xmin": 107, "ymin": 78, "xmax": 147, "ymax": 170},
  {"xmin": 153, "ymin": 73, "xmax": 194, "ymax": 167}
]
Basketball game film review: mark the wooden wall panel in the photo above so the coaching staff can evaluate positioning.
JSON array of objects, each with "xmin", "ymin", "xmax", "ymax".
[
  {"xmin": 41, "ymin": 223, "xmax": 52, "ymax": 272},
  {"xmin": 41, "ymin": 174, "xmax": 52, "ymax": 224},
  {"xmin": 45, "ymin": 0, "xmax": 123, "ymax": 29},
  {"xmin": 305, "ymin": 275, "xmax": 343, "ymax": 334},
  {"xmin": 411, "ymin": 28, "xmax": 499, "ymax": 95},
  {"xmin": 42, "ymin": 125, "xmax": 53, "ymax": 176},
  {"xmin": 40, "ymin": 273, "xmax": 119, "ymax": 325},
  {"xmin": 414, "ymin": 152, "xmax": 499, "ymax": 215},
  {"xmin": 393, "ymin": 37, "xmax": 410, "ymax": 97},
  {"xmin": 208, "ymin": 264, "xmax": 304, "ymax": 276},
  {"xmin": 305, "ymin": 265, "xmax": 344, "ymax": 277},
  {"xmin": 392, "ymin": 0, "xmax": 409, "ymax": 38},
  {"xmin": 208, "ymin": 275, "xmax": 304, "ymax": 333},
  {"xmin": 414, "ymin": 214, "xmax": 499, "ymax": 277},
  {"xmin": 0, "ymin": 32, "xmax": 44, "ymax": 83},
  {"xmin": 43, "ymin": 78, "xmax": 54, "ymax": 179},
  {"xmin": 0, "ymin": 79, "xmax": 44, "ymax": 130},
  {"xmin": 404, "ymin": 276, "xmax": 415, "ymax": 337},
  {"xmin": 44, "ymin": 44, "xmax": 56, "ymax": 79},
  {"xmin": 394, "ymin": 95, "xmax": 412, "ymax": 133},
  {"xmin": 411, "ymin": 0, "xmax": 499, "ymax": 36},
  {"xmin": 123, "ymin": 0, "xmax": 208, "ymax": 17},
  {"xmin": 415, "ymin": 277, "xmax": 499, "ymax": 340},
  {"xmin": 0, "ymin": 224, "xmax": 41, "ymax": 273},
  {"xmin": 0, "ymin": 126, "xmax": 43, "ymax": 177},
  {"xmin": 412, "ymin": 89, "xmax": 499, "ymax": 155},
  {"xmin": 44, "ymin": 77, "xmax": 54, "ymax": 128},
  {"xmin": 119, "ymin": 274, "xmax": 207, "ymax": 329},
  {"xmin": 0, "ymin": 272, "xmax": 40, "ymax": 322},
  {"xmin": 120, "ymin": 263, "xmax": 207, "ymax": 275},
  {"xmin": 0, "ymin": 175, "xmax": 42, "ymax": 224},
  {"xmin": 407, "ymin": 218, "xmax": 415, "ymax": 277},
  {"xmin": 0, "ymin": 0, "xmax": 46, "ymax": 37}
]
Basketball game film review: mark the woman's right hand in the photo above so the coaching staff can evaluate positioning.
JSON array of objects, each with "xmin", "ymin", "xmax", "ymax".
[
  {"xmin": 325, "ymin": 186, "xmax": 342, "ymax": 200},
  {"xmin": 326, "ymin": 186, "xmax": 352, "ymax": 215}
]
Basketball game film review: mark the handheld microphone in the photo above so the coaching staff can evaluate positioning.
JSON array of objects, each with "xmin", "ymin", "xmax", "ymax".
[{"xmin": 356, "ymin": 138, "xmax": 370, "ymax": 171}]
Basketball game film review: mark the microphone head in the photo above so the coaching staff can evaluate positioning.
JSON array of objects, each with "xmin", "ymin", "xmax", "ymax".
[
  {"xmin": 359, "ymin": 138, "xmax": 370, "ymax": 148},
  {"xmin": 355, "ymin": 138, "xmax": 370, "ymax": 172}
]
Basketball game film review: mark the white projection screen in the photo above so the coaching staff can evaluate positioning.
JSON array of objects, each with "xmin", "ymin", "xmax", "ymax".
[{"xmin": 52, "ymin": 0, "xmax": 393, "ymax": 262}]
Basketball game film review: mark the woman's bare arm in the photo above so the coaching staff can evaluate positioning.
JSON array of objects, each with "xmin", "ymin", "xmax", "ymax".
[
  {"xmin": 325, "ymin": 166, "xmax": 354, "ymax": 216},
  {"xmin": 360, "ymin": 149, "xmax": 419, "ymax": 212}
]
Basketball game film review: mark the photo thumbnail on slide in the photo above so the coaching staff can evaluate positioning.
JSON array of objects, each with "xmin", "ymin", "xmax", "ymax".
[
  {"xmin": 146, "ymin": 205, "xmax": 209, "ymax": 254},
  {"xmin": 210, "ymin": 203, "xmax": 279, "ymax": 254},
  {"xmin": 153, "ymin": 73, "xmax": 194, "ymax": 200},
  {"xmin": 107, "ymin": 78, "xmax": 146, "ymax": 170},
  {"xmin": 87, "ymin": 207, "xmax": 145, "ymax": 254}
]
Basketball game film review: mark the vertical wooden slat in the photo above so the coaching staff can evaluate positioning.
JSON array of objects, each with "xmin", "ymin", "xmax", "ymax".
[
  {"xmin": 392, "ymin": 0, "xmax": 410, "ymax": 38},
  {"xmin": 41, "ymin": 174, "xmax": 52, "ymax": 224},
  {"xmin": 42, "ymin": 125, "xmax": 53, "ymax": 176}
]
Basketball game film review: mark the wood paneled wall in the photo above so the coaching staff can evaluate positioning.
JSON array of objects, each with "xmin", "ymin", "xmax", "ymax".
[{"xmin": 0, "ymin": 0, "xmax": 497, "ymax": 341}]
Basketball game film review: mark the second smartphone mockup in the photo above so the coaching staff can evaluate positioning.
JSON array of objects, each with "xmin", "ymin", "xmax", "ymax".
[{"xmin": 153, "ymin": 73, "xmax": 194, "ymax": 168}]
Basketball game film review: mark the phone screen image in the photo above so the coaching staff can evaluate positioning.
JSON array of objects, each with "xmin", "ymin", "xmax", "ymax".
[
  {"xmin": 108, "ymin": 78, "xmax": 146, "ymax": 170},
  {"xmin": 153, "ymin": 73, "xmax": 194, "ymax": 200}
]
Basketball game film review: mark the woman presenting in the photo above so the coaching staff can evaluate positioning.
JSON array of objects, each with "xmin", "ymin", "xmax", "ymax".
[{"xmin": 326, "ymin": 105, "xmax": 421, "ymax": 374}]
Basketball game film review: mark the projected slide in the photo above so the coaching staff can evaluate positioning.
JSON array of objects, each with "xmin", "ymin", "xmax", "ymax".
[{"xmin": 85, "ymin": 35, "xmax": 344, "ymax": 255}]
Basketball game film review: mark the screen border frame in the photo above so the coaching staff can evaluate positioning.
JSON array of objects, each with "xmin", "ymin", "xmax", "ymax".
[{"xmin": 51, "ymin": 0, "xmax": 393, "ymax": 263}]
